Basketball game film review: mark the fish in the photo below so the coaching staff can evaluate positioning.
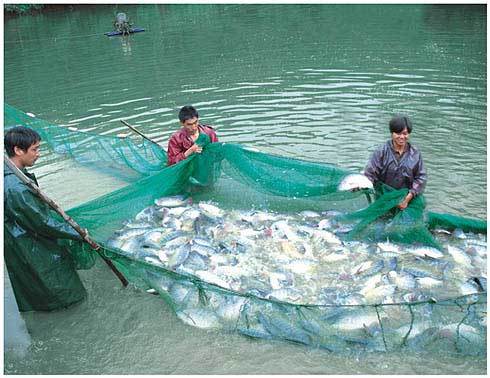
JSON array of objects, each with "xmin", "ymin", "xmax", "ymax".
[
  {"xmin": 337, "ymin": 174, "xmax": 374, "ymax": 191},
  {"xmin": 471, "ymin": 276, "xmax": 487, "ymax": 292},
  {"xmin": 165, "ymin": 235, "xmax": 190, "ymax": 249},
  {"xmin": 361, "ymin": 284, "xmax": 396, "ymax": 303},
  {"xmin": 438, "ymin": 323, "xmax": 484, "ymax": 346},
  {"xmin": 194, "ymin": 270, "xmax": 231, "ymax": 289},
  {"xmin": 269, "ymin": 272, "xmax": 294, "ymax": 290},
  {"xmin": 183, "ymin": 251, "xmax": 208, "ymax": 271},
  {"xmin": 388, "ymin": 271, "xmax": 416, "ymax": 290},
  {"xmin": 154, "ymin": 195, "xmax": 188, "ymax": 208},
  {"xmin": 407, "ymin": 247, "xmax": 444, "ymax": 259},
  {"xmin": 299, "ymin": 210, "xmax": 321, "ymax": 219},
  {"xmin": 198, "ymin": 202, "xmax": 224, "ymax": 218},
  {"xmin": 135, "ymin": 206, "xmax": 164, "ymax": 222},
  {"xmin": 452, "ymin": 228, "xmax": 467, "ymax": 239},
  {"xmin": 176, "ymin": 308, "xmax": 221, "ymax": 329},
  {"xmin": 377, "ymin": 241, "xmax": 401, "ymax": 254},
  {"xmin": 143, "ymin": 256, "xmax": 164, "ymax": 267},
  {"xmin": 446, "ymin": 246, "xmax": 472, "ymax": 267},
  {"xmin": 119, "ymin": 237, "xmax": 144, "ymax": 253},
  {"xmin": 351, "ymin": 260, "xmax": 384, "ymax": 276},
  {"xmin": 167, "ymin": 245, "xmax": 190, "ymax": 268},
  {"xmin": 214, "ymin": 265, "xmax": 246, "ymax": 279},
  {"xmin": 313, "ymin": 229, "xmax": 343, "ymax": 245},
  {"xmin": 284, "ymin": 259, "xmax": 316, "ymax": 275},
  {"xmin": 415, "ymin": 277, "xmax": 443, "ymax": 289},
  {"xmin": 267, "ymin": 288, "xmax": 302, "ymax": 302},
  {"xmin": 400, "ymin": 267, "xmax": 439, "ymax": 279},
  {"xmin": 332, "ymin": 311, "xmax": 380, "ymax": 333},
  {"xmin": 215, "ymin": 296, "xmax": 247, "ymax": 322},
  {"xmin": 362, "ymin": 274, "xmax": 383, "ymax": 292},
  {"xmin": 108, "ymin": 196, "xmax": 486, "ymax": 314},
  {"xmin": 321, "ymin": 252, "xmax": 349, "ymax": 263},
  {"xmin": 237, "ymin": 324, "xmax": 272, "ymax": 340},
  {"xmin": 167, "ymin": 206, "xmax": 189, "ymax": 217},
  {"xmin": 272, "ymin": 220, "xmax": 300, "ymax": 241},
  {"xmin": 257, "ymin": 313, "xmax": 311, "ymax": 345},
  {"xmin": 317, "ymin": 219, "xmax": 332, "ymax": 230},
  {"xmin": 190, "ymin": 242, "xmax": 216, "ymax": 257},
  {"xmin": 459, "ymin": 279, "xmax": 480, "ymax": 295},
  {"xmin": 142, "ymin": 229, "xmax": 164, "ymax": 245},
  {"xmin": 386, "ymin": 257, "xmax": 398, "ymax": 271}
]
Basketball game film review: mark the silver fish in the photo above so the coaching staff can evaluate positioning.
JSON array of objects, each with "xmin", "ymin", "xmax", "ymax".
[
  {"xmin": 447, "ymin": 245, "xmax": 472, "ymax": 267},
  {"xmin": 176, "ymin": 308, "xmax": 221, "ymax": 329},
  {"xmin": 198, "ymin": 202, "xmax": 224, "ymax": 218},
  {"xmin": 337, "ymin": 174, "xmax": 373, "ymax": 191},
  {"xmin": 415, "ymin": 277, "xmax": 443, "ymax": 289},
  {"xmin": 407, "ymin": 247, "xmax": 444, "ymax": 259},
  {"xmin": 154, "ymin": 195, "xmax": 188, "ymax": 208},
  {"xmin": 167, "ymin": 244, "xmax": 190, "ymax": 268}
]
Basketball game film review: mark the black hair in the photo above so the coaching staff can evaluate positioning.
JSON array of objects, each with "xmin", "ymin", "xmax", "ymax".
[
  {"xmin": 389, "ymin": 116, "xmax": 412, "ymax": 134},
  {"xmin": 178, "ymin": 105, "xmax": 199, "ymax": 123},
  {"xmin": 4, "ymin": 126, "xmax": 41, "ymax": 157}
]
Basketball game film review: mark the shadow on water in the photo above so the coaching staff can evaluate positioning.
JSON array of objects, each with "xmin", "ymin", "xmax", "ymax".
[{"xmin": 423, "ymin": 4, "xmax": 486, "ymax": 32}]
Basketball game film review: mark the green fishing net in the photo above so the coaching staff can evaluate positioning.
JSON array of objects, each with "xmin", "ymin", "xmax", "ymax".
[{"xmin": 4, "ymin": 104, "xmax": 486, "ymax": 355}]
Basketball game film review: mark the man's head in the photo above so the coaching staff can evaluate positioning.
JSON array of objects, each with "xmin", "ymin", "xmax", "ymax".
[
  {"xmin": 4, "ymin": 126, "xmax": 41, "ymax": 168},
  {"xmin": 179, "ymin": 106, "xmax": 199, "ymax": 135},
  {"xmin": 389, "ymin": 116, "xmax": 412, "ymax": 150}
]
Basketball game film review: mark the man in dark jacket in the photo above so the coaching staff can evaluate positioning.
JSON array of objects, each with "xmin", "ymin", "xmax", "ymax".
[
  {"xmin": 167, "ymin": 105, "xmax": 218, "ymax": 166},
  {"xmin": 4, "ymin": 126, "xmax": 87, "ymax": 311},
  {"xmin": 363, "ymin": 116, "xmax": 427, "ymax": 210}
]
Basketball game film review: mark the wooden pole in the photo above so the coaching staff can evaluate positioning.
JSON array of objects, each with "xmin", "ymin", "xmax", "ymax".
[
  {"xmin": 120, "ymin": 120, "xmax": 164, "ymax": 149},
  {"xmin": 4, "ymin": 154, "xmax": 129, "ymax": 287}
]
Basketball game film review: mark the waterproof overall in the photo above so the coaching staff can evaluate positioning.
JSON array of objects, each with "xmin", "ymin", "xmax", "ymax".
[{"xmin": 4, "ymin": 164, "xmax": 87, "ymax": 311}]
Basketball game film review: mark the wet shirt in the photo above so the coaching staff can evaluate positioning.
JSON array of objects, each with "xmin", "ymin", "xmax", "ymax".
[
  {"xmin": 364, "ymin": 140, "xmax": 427, "ymax": 196},
  {"xmin": 167, "ymin": 124, "xmax": 218, "ymax": 166}
]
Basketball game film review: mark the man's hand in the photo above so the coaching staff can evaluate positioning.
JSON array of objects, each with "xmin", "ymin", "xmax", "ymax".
[
  {"xmin": 184, "ymin": 144, "xmax": 203, "ymax": 158},
  {"xmin": 397, "ymin": 192, "xmax": 414, "ymax": 210}
]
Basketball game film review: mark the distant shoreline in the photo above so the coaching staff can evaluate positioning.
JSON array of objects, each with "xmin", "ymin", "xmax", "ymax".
[{"xmin": 4, "ymin": 4, "xmax": 104, "ymax": 18}]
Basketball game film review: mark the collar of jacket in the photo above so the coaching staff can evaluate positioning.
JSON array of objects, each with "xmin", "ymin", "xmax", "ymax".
[{"xmin": 387, "ymin": 140, "xmax": 413, "ymax": 157}]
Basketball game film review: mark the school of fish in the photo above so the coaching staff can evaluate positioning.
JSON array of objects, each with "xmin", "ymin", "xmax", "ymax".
[{"xmin": 107, "ymin": 195, "xmax": 487, "ymax": 307}]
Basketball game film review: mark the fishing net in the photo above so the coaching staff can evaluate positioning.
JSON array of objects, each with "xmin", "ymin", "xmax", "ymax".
[{"xmin": 4, "ymin": 104, "xmax": 487, "ymax": 355}]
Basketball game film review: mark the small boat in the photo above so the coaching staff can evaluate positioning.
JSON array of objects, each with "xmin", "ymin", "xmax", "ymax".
[{"xmin": 104, "ymin": 27, "xmax": 145, "ymax": 37}]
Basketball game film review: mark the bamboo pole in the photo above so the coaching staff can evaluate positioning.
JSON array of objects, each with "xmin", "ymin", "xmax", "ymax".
[
  {"xmin": 4, "ymin": 154, "xmax": 129, "ymax": 287},
  {"xmin": 120, "ymin": 120, "xmax": 164, "ymax": 149}
]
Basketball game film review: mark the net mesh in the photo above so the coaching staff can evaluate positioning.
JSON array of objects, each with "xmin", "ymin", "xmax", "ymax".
[{"xmin": 4, "ymin": 104, "xmax": 486, "ymax": 355}]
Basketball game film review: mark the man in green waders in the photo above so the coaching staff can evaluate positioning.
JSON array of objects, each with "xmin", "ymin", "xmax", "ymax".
[{"xmin": 4, "ymin": 126, "xmax": 87, "ymax": 311}]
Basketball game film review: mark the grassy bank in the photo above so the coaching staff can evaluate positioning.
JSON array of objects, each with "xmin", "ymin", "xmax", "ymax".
[{"xmin": 4, "ymin": 4, "xmax": 45, "ymax": 15}]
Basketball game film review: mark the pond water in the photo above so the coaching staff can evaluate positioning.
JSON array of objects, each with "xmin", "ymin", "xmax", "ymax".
[{"xmin": 4, "ymin": 4, "xmax": 486, "ymax": 374}]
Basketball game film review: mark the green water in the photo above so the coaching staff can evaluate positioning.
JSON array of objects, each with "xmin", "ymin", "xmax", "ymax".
[{"xmin": 4, "ymin": 4, "xmax": 486, "ymax": 374}]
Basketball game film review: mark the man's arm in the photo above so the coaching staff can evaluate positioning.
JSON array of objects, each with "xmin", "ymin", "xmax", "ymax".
[
  {"xmin": 167, "ymin": 135, "xmax": 187, "ymax": 166},
  {"xmin": 364, "ymin": 149, "xmax": 382, "ymax": 186},
  {"xmin": 409, "ymin": 154, "xmax": 427, "ymax": 197},
  {"xmin": 399, "ymin": 153, "xmax": 426, "ymax": 210},
  {"xmin": 7, "ymin": 186, "xmax": 82, "ymax": 240}
]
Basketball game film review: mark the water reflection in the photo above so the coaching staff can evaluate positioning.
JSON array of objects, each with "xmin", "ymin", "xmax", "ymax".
[{"xmin": 120, "ymin": 35, "xmax": 132, "ymax": 55}]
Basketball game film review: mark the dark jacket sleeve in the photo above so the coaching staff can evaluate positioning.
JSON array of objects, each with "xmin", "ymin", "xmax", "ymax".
[
  {"xmin": 410, "ymin": 153, "xmax": 427, "ymax": 196},
  {"xmin": 167, "ymin": 135, "xmax": 187, "ymax": 166},
  {"xmin": 364, "ymin": 148, "xmax": 383, "ymax": 186},
  {"xmin": 7, "ymin": 185, "xmax": 82, "ymax": 241}
]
